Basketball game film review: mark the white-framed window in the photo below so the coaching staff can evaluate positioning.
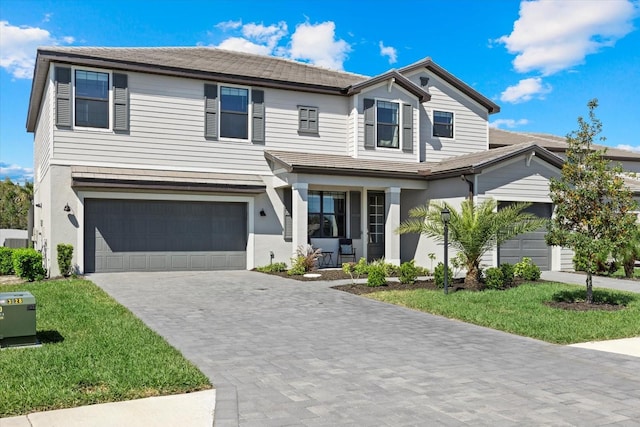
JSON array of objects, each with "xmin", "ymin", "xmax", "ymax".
[
  {"xmin": 74, "ymin": 69, "xmax": 110, "ymax": 129},
  {"xmin": 364, "ymin": 98, "xmax": 412, "ymax": 152},
  {"xmin": 433, "ymin": 110, "xmax": 454, "ymax": 138},
  {"xmin": 204, "ymin": 83, "xmax": 264, "ymax": 143},
  {"xmin": 220, "ymin": 86, "xmax": 249, "ymax": 139},
  {"xmin": 376, "ymin": 100, "xmax": 400, "ymax": 148}
]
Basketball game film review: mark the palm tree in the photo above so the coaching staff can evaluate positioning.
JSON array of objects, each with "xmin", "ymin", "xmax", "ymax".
[
  {"xmin": 397, "ymin": 198, "xmax": 547, "ymax": 289},
  {"xmin": 616, "ymin": 224, "xmax": 640, "ymax": 278}
]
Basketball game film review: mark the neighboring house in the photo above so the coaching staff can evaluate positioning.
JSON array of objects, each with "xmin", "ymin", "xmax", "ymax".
[{"xmin": 27, "ymin": 47, "xmax": 574, "ymax": 277}]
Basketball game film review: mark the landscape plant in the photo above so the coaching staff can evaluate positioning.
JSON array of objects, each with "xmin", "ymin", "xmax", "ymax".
[
  {"xmin": 484, "ymin": 267, "xmax": 504, "ymax": 289},
  {"xmin": 397, "ymin": 198, "xmax": 546, "ymax": 289},
  {"xmin": 399, "ymin": 260, "xmax": 420, "ymax": 284},
  {"xmin": 514, "ymin": 257, "xmax": 541, "ymax": 281},
  {"xmin": 0, "ymin": 247, "xmax": 14, "ymax": 275},
  {"xmin": 614, "ymin": 224, "xmax": 640, "ymax": 278},
  {"xmin": 366, "ymin": 263, "xmax": 387, "ymax": 287},
  {"xmin": 256, "ymin": 262, "xmax": 287, "ymax": 273},
  {"xmin": 12, "ymin": 248, "xmax": 46, "ymax": 281},
  {"xmin": 500, "ymin": 263, "xmax": 515, "ymax": 286},
  {"xmin": 546, "ymin": 100, "xmax": 637, "ymax": 303},
  {"xmin": 288, "ymin": 244, "xmax": 322, "ymax": 275},
  {"xmin": 433, "ymin": 262, "xmax": 453, "ymax": 289},
  {"xmin": 57, "ymin": 243, "xmax": 74, "ymax": 277}
]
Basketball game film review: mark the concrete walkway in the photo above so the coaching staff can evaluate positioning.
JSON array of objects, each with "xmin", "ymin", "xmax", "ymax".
[{"xmin": 82, "ymin": 270, "xmax": 640, "ymax": 426}]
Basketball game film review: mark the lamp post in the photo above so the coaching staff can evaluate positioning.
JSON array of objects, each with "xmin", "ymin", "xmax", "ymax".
[{"xmin": 441, "ymin": 208, "xmax": 450, "ymax": 295}]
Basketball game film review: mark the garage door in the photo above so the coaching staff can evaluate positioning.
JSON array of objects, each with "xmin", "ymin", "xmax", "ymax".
[
  {"xmin": 84, "ymin": 199, "xmax": 247, "ymax": 273},
  {"xmin": 498, "ymin": 202, "xmax": 551, "ymax": 271}
]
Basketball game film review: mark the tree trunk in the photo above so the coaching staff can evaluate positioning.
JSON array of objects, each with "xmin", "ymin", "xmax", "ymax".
[
  {"xmin": 586, "ymin": 271, "xmax": 593, "ymax": 304},
  {"xmin": 464, "ymin": 265, "xmax": 483, "ymax": 290},
  {"xmin": 624, "ymin": 260, "xmax": 635, "ymax": 278}
]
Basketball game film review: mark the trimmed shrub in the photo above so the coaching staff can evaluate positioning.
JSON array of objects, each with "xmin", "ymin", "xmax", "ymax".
[
  {"xmin": 57, "ymin": 243, "xmax": 74, "ymax": 277},
  {"xmin": 399, "ymin": 260, "xmax": 420, "ymax": 284},
  {"xmin": 353, "ymin": 257, "xmax": 370, "ymax": 276},
  {"xmin": 500, "ymin": 263, "xmax": 515, "ymax": 286},
  {"xmin": 484, "ymin": 267, "xmax": 504, "ymax": 290},
  {"xmin": 433, "ymin": 262, "xmax": 453, "ymax": 289},
  {"xmin": 12, "ymin": 248, "xmax": 46, "ymax": 281},
  {"xmin": 256, "ymin": 262, "xmax": 287, "ymax": 273},
  {"xmin": 288, "ymin": 257, "xmax": 307, "ymax": 276},
  {"xmin": 514, "ymin": 257, "xmax": 541, "ymax": 281},
  {"xmin": 0, "ymin": 247, "xmax": 14, "ymax": 275},
  {"xmin": 366, "ymin": 264, "xmax": 387, "ymax": 287}
]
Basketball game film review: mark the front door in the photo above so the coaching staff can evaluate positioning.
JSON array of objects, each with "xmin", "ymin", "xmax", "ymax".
[{"xmin": 367, "ymin": 192, "xmax": 385, "ymax": 261}]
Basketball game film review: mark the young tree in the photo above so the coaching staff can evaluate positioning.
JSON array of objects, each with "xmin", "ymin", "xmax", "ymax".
[
  {"xmin": 546, "ymin": 100, "xmax": 637, "ymax": 303},
  {"xmin": 397, "ymin": 198, "xmax": 546, "ymax": 289}
]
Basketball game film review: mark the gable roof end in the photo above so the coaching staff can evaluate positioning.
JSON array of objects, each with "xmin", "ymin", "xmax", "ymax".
[
  {"xmin": 399, "ymin": 57, "xmax": 500, "ymax": 114},
  {"xmin": 346, "ymin": 70, "xmax": 431, "ymax": 102}
]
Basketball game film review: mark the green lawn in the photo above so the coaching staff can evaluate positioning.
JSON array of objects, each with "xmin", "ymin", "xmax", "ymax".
[
  {"xmin": 0, "ymin": 279, "xmax": 211, "ymax": 417},
  {"xmin": 368, "ymin": 282, "xmax": 640, "ymax": 344}
]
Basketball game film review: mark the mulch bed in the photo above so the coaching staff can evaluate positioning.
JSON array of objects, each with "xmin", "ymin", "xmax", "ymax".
[{"xmin": 256, "ymin": 269, "xmax": 625, "ymax": 311}]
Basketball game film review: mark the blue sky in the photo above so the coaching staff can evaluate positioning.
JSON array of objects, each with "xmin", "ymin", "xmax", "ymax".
[{"xmin": 1, "ymin": 0, "xmax": 639, "ymax": 183}]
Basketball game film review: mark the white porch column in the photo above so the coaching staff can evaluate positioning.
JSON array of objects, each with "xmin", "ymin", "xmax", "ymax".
[
  {"xmin": 291, "ymin": 182, "xmax": 309, "ymax": 256},
  {"xmin": 385, "ymin": 187, "xmax": 401, "ymax": 265}
]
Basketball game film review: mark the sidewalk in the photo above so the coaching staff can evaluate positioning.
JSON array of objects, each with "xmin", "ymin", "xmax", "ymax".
[
  {"xmin": 542, "ymin": 270, "xmax": 640, "ymax": 358},
  {"xmin": 1, "ymin": 389, "xmax": 215, "ymax": 427}
]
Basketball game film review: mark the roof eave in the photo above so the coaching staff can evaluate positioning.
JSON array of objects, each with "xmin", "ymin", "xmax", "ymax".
[{"xmin": 346, "ymin": 70, "xmax": 431, "ymax": 102}]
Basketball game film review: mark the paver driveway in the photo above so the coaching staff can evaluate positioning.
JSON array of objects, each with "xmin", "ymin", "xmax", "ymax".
[{"xmin": 90, "ymin": 271, "xmax": 640, "ymax": 426}]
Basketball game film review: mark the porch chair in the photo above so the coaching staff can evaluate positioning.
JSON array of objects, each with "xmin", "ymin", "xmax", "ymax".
[{"xmin": 338, "ymin": 238, "xmax": 356, "ymax": 265}]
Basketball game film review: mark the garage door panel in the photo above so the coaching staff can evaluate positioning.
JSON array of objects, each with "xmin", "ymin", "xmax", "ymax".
[
  {"xmin": 498, "ymin": 202, "xmax": 551, "ymax": 271},
  {"xmin": 85, "ymin": 199, "xmax": 247, "ymax": 272}
]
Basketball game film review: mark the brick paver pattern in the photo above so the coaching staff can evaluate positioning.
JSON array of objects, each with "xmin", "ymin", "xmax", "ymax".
[{"xmin": 90, "ymin": 271, "xmax": 640, "ymax": 426}]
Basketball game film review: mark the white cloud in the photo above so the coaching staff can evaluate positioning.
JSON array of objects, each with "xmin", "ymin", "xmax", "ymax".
[
  {"xmin": 216, "ymin": 20, "xmax": 242, "ymax": 31},
  {"xmin": 289, "ymin": 21, "xmax": 351, "ymax": 70},
  {"xmin": 489, "ymin": 118, "xmax": 530, "ymax": 129},
  {"xmin": 0, "ymin": 20, "xmax": 74, "ymax": 79},
  {"xmin": 500, "ymin": 77, "xmax": 552, "ymax": 103},
  {"xmin": 217, "ymin": 37, "xmax": 272, "ymax": 56},
  {"xmin": 498, "ymin": 0, "xmax": 637, "ymax": 75},
  {"xmin": 211, "ymin": 19, "xmax": 350, "ymax": 70},
  {"xmin": 379, "ymin": 41, "xmax": 397, "ymax": 64},
  {"xmin": 616, "ymin": 144, "xmax": 640, "ymax": 153},
  {"xmin": 0, "ymin": 163, "xmax": 34, "ymax": 182}
]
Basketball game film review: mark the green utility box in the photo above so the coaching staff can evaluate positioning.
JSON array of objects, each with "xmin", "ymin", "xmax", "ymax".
[{"xmin": 0, "ymin": 291, "xmax": 37, "ymax": 348}]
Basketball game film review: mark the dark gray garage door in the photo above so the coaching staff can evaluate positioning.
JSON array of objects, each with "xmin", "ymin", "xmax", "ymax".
[
  {"xmin": 84, "ymin": 199, "xmax": 247, "ymax": 273},
  {"xmin": 498, "ymin": 202, "xmax": 551, "ymax": 271}
]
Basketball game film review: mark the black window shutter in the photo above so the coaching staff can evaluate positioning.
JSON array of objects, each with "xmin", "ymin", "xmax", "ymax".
[
  {"xmin": 55, "ymin": 67, "xmax": 72, "ymax": 127},
  {"xmin": 113, "ymin": 73, "xmax": 129, "ymax": 131},
  {"xmin": 402, "ymin": 103, "xmax": 413, "ymax": 152},
  {"xmin": 252, "ymin": 89, "xmax": 265, "ymax": 144},
  {"xmin": 283, "ymin": 188, "xmax": 292, "ymax": 241},
  {"xmin": 350, "ymin": 191, "xmax": 361, "ymax": 239},
  {"xmin": 204, "ymin": 84, "xmax": 218, "ymax": 139},
  {"xmin": 364, "ymin": 98, "xmax": 375, "ymax": 149}
]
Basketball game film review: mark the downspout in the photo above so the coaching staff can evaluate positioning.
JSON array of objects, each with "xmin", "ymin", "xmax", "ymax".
[{"xmin": 461, "ymin": 175, "xmax": 474, "ymax": 201}]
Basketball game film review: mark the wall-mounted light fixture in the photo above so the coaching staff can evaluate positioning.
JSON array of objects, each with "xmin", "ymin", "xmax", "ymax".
[
  {"xmin": 64, "ymin": 203, "xmax": 71, "ymax": 212},
  {"xmin": 259, "ymin": 209, "xmax": 266, "ymax": 217},
  {"xmin": 35, "ymin": 203, "xmax": 42, "ymax": 208}
]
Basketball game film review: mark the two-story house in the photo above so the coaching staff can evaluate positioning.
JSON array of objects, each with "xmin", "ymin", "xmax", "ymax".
[{"xmin": 26, "ymin": 47, "xmax": 570, "ymax": 277}]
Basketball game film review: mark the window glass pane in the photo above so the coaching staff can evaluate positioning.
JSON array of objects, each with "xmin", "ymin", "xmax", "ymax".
[
  {"xmin": 308, "ymin": 213, "xmax": 321, "ymax": 237},
  {"xmin": 221, "ymin": 87, "xmax": 248, "ymax": 113},
  {"xmin": 75, "ymin": 99, "xmax": 109, "ymax": 128},
  {"xmin": 433, "ymin": 111, "xmax": 453, "ymax": 138},
  {"xmin": 377, "ymin": 124, "xmax": 399, "ymax": 148},
  {"xmin": 377, "ymin": 101, "xmax": 398, "ymax": 124},
  {"xmin": 75, "ymin": 70, "xmax": 109, "ymax": 99},
  {"xmin": 220, "ymin": 112, "xmax": 248, "ymax": 139},
  {"xmin": 322, "ymin": 192, "xmax": 345, "ymax": 214},
  {"xmin": 308, "ymin": 192, "xmax": 321, "ymax": 212}
]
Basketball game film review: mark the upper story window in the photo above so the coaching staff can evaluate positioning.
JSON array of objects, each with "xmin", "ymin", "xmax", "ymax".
[
  {"xmin": 433, "ymin": 110, "xmax": 454, "ymax": 138},
  {"xmin": 364, "ymin": 98, "xmax": 413, "ymax": 153},
  {"xmin": 376, "ymin": 100, "xmax": 399, "ymax": 148},
  {"xmin": 75, "ymin": 70, "xmax": 109, "ymax": 128},
  {"xmin": 54, "ymin": 66, "xmax": 129, "ymax": 132},
  {"xmin": 204, "ymin": 83, "xmax": 265, "ymax": 144},
  {"xmin": 308, "ymin": 191, "xmax": 346, "ymax": 238},
  {"xmin": 298, "ymin": 106, "xmax": 318, "ymax": 134},
  {"xmin": 220, "ymin": 86, "xmax": 249, "ymax": 139}
]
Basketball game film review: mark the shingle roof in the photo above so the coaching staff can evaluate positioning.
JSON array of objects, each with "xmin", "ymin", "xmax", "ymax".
[
  {"xmin": 489, "ymin": 128, "xmax": 640, "ymax": 161},
  {"xmin": 265, "ymin": 143, "xmax": 563, "ymax": 180},
  {"xmin": 27, "ymin": 46, "xmax": 500, "ymax": 131}
]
